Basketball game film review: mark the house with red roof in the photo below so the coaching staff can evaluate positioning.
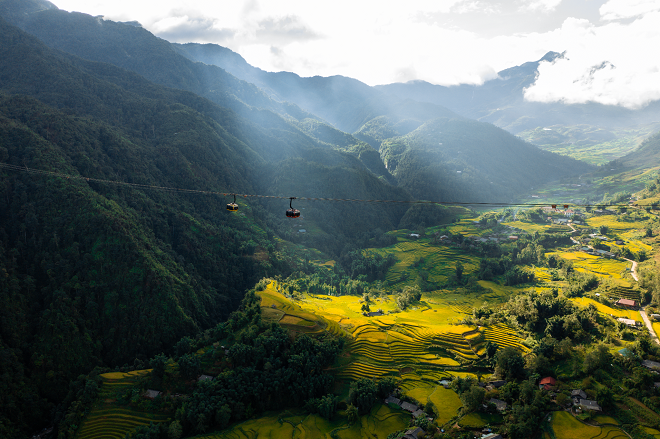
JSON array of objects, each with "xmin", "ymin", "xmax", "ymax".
[
  {"xmin": 539, "ymin": 376, "xmax": 556, "ymax": 390},
  {"xmin": 617, "ymin": 298, "xmax": 637, "ymax": 309}
]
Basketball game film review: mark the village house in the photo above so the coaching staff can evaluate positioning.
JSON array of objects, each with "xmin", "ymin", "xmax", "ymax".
[
  {"xmin": 595, "ymin": 249, "xmax": 616, "ymax": 258},
  {"xmin": 643, "ymin": 360, "xmax": 660, "ymax": 371},
  {"xmin": 617, "ymin": 298, "xmax": 638, "ymax": 309},
  {"xmin": 411, "ymin": 409, "xmax": 426, "ymax": 418},
  {"xmin": 143, "ymin": 389, "xmax": 161, "ymax": 399},
  {"xmin": 198, "ymin": 374, "xmax": 214, "ymax": 382},
  {"xmin": 571, "ymin": 389, "xmax": 601, "ymax": 411},
  {"xmin": 578, "ymin": 400, "xmax": 602, "ymax": 412},
  {"xmin": 481, "ymin": 434, "xmax": 503, "ymax": 439},
  {"xmin": 488, "ymin": 398, "xmax": 507, "ymax": 412},
  {"xmin": 400, "ymin": 401, "xmax": 418, "ymax": 413},
  {"xmin": 403, "ymin": 427, "xmax": 425, "ymax": 439},
  {"xmin": 571, "ymin": 389, "xmax": 587, "ymax": 405},
  {"xmin": 617, "ymin": 317, "xmax": 638, "ymax": 327},
  {"xmin": 385, "ymin": 396, "xmax": 401, "ymax": 406},
  {"xmin": 539, "ymin": 376, "xmax": 556, "ymax": 390}
]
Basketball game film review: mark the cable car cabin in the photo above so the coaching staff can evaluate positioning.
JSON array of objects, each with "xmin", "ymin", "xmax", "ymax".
[
  {"xmin": 286, "ymin": 208, "xmax": 300, "ymax": 218},
  {"xmin": 226, "ymin": 194, "xmax": 238, "ymax": 212},
  {"xmin": 286, "ymin": 197, "xmax": 300, "ymax": 218}
]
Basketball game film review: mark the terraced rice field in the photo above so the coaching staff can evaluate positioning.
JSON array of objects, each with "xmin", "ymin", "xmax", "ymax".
[
  {"xmin": 192, "ymin": 404, "xmax": 409, "ymax": 439},
  {"xmin": 643, "ymin": 427, "xmax": 660, "ymax": 438},
  {"xmin": 551, "ymin": 251, "xmax": 631, "ymax": 283},
  {"xmin": 369, "ymin": 240, "xmax": 479, "ymax": 288},
  {"xmin": 501, "ymin": 221, "xmax": 551, "ymax": 234},
  {"xmin": 405, "ymin": 384, "xmax": 463, "ymax": 425},
  {"xmin": 571, "ymin": 297, "xmax": 641, "ymax": 321},
  {"xmin": 586, "ymin": 215, "xmax": 650, "ymax": 235},
  {"xmin": 549, "ymin": 411, "xmax": 628, "ymax": 439},
  {"xmin": 76, "ymin": 371, "xmax": 170, "ymax": 439},
  {"xmin": 481, "ymin": 323, "xmax": 530, "ymax": 353},
  {"xmin": 257, "ymin": 281, "xmax": 526, "ymax": 424}
]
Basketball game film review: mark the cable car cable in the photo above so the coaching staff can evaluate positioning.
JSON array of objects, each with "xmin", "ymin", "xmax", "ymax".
[{"xmin": 0, "ymin": 162, "xmax": 653, "ymax": 210}]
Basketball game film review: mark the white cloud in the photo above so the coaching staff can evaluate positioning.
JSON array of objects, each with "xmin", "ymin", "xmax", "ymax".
[
  {"xmin": 523, "ymin": 13, "xmax": 660, "ymax": 108},
  {"xmin": 450, "ymin": 1, "xmax": 499, "ymax": 14},
  {"xmin": 600, "ymin": 0, "xmax": 660, "ymax": 21},
  {"xmin": 50, "ymin": 0, "xmax": 660, "ymax": 108},
  {"xmin": 522, "ymin": 0, "xmax": 563, "ymax": 13}
]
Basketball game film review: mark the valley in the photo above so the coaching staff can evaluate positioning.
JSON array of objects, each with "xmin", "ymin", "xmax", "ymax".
[
  {"xmin": 55, "ymin": 196, "xmax": 660, "ymax": 439},
  {"xmin": 1, "ymin": 1, "xmax": 660, "ymax": 439}
]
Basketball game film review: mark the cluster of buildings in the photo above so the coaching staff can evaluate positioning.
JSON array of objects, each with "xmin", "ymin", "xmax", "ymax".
[
  {"xmin": 538, "ymin": 377, "xmax": 602, "ymax": 412},
  {"xmin": 571, "ymin": 389, "xmax": 602, "ymax": 413},
  {"xmin": 384, "ymin": 395, "xmax": 428, "ymax": 419}
]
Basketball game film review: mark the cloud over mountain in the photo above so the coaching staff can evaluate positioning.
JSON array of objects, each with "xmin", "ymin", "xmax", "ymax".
[{"xmin": 524, "ymin": 13, "xmax": 660, "ymax": 108}]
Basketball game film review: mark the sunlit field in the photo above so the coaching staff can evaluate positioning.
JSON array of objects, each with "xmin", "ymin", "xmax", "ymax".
[
  {"xmin": 192, "ymin": 404, "xmax": 409, "ymax": 439},
  {"xmin": 571, "ymin": 297, "xmax": 641, "ymax": 322},
  {"xmin": 549, "ymin": 411, "xmax": 628, "ymax": 439},
  {"xmin": 256, "ymin": 279, "xmax": 529, "ymax": 430}
]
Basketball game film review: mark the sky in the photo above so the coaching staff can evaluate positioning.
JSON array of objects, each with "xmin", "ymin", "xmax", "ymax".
[{"xmin": 52, "ymin": 0, "xmax": 660, "ymax": 109}]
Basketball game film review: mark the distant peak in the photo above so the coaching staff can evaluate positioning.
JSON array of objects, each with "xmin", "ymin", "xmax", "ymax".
[
  {"xmin": 538, "ymin": 51, "xmax": 565, "ymax": 63},
  {"xmin": 0, "ymin": 0, "xmax": 58, "ymax": 15}
]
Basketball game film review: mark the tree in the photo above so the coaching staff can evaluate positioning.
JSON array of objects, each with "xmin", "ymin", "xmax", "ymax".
[
  {"xmin": 178, "ymin": 354, "xmax": 201, "ymax": 380},
  {"xmin": 215, "ymin": 404, "xmax": 232, "ymax": 428},
  {"xmin": 459, "ymin": 385, "xmax": 485, "ymax": 413},
  {"xmin": 167, "ymin": 421, "xmax": 183, "ymax": 439},
  {"xmin": 318, "ymin": 394, "xmax": 337, "ymax": 420},
  {"xmin": 376, "ymin": 377, "xmax": 398, "ymax": 398},
  {"xmin": 495, "ymin": 346, "xmax": 526, "ymax": 381},
  {"xmin": 583, "ymin": 344, "xmax": 611, "ymax": 374},
  {"xmin": 150, "ymin": 353, "xmax": 167, "ymax": 380},
  {"xmin": 485, "ymin": 341, "xmax": 499, "ymax": 361},
  {"xmin": 349, "ymin": 378, "xmax": 378, "ymax": 415},
  {"xmin": 455, "ymin": 261, "xmax": 464, "ymax": 282},
  {"xmin": 346, "ymin": 404, "xmax": 359, "ymax": 424}
]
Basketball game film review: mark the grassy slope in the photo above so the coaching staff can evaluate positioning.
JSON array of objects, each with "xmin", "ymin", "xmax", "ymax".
[{"xmin": 518, "ymin": 123, "xmax": 660, "ymax": 166}]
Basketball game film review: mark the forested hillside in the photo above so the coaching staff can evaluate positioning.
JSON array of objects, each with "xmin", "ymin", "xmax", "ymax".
[
  {"xmin": 0, "ymin": 14, "xmax": 413, "ymax": 437},
  {"xmin": 373, "ymin": 117, "xmax": 592, "ymax": 202}
]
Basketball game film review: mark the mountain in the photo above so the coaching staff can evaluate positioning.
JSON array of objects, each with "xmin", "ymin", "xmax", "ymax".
[
  {"xmin": 0, "ymin": 1, "xmax": 593, "ymax": 204},
  {"xmin": 374, "ymin": 116, "xmax": 591, "ymax": 203},
  {"xmin": 620, "ymin": 130, "xmax": 660, "ymax": 169},
  {"xmin": 173, "ymin": 42, "xmax": 458, "ymax": 134},
  {"xmin": 377, "ymin": 53, "xmax": 660, "ymax": 134},
  {"xmin": 0, "ymin": 13, "xmax": 415, "ymax": 436},
  {"xmin": 171, "ymin": 42, "xmax": 592, "ymax": 199}
]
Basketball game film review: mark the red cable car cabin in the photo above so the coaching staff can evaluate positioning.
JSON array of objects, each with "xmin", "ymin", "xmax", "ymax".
[{"xmin": 286, "ymin": 197, "xmax": 300, "ymax": 218}]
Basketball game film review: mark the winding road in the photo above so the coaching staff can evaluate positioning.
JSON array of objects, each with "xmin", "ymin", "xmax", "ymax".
[{"xmin": 568, "ymin": 224, "xmax": 658, "ymax": 343}]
